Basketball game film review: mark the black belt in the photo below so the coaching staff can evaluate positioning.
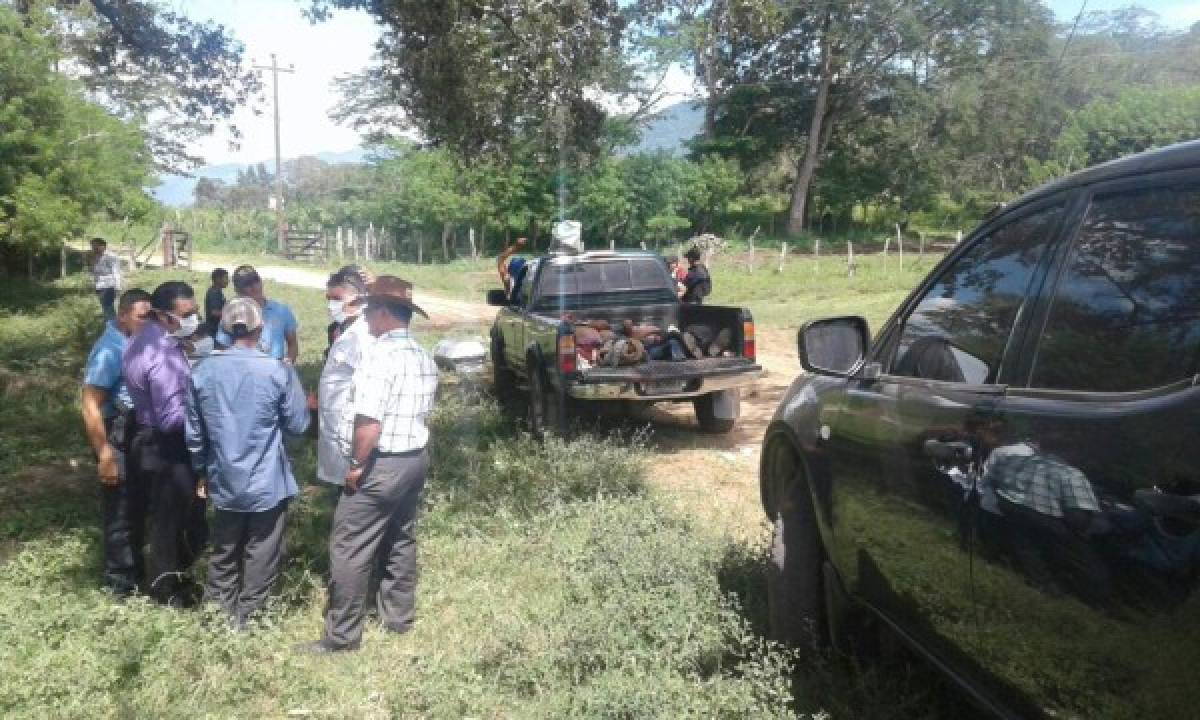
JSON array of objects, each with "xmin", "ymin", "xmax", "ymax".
[{"xmin": 371, "ymin": 447, "xmax": 425, "ymax": 459}]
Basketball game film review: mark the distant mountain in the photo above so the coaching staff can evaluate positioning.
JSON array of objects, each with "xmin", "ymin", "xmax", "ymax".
[
  {"xmin": 151, "ymin": 147, "xmax": 370, "ymax": 207},
  {"xmin": 624, "ymin": 101, "xmax": 705, "ymax": 156}
]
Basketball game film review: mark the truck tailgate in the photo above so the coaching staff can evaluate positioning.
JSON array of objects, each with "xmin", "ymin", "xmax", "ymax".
[{"xmin": 573, "ymin": 357, "xmax": 758, "ymax": 386}]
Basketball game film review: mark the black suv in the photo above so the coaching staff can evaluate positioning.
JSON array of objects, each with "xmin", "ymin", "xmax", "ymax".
[{"xmin": 760, "ymin": 141, "xmax": 1200, "ymax": 719}]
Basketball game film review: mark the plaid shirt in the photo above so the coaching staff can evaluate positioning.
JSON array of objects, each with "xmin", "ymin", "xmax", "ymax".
[
  {"xmin": 986, "ymin": 443, "xmax": 1100, "ymax": 518},
  {"xmin": 339, "ymin": 328, "xmax": 438, "ymax": 455},
  {"xmin": 92, "ymin": 251, "xmax": 122, "ymax": 290}
]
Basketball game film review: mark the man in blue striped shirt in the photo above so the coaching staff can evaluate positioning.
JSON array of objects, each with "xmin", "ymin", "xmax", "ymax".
[{"xmin": 186, "ymin": 297, "xmax": 309, "ymax": 627}]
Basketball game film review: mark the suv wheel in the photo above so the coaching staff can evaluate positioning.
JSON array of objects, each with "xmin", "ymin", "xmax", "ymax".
[{"xmin": 766, "ymin": 445, "xmax": 827, "ymax": 649}]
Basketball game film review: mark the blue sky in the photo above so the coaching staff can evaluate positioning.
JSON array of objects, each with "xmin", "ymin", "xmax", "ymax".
[{"xmin": 179, "ymin": 0, "xmax": 1200, "ymax": 167}]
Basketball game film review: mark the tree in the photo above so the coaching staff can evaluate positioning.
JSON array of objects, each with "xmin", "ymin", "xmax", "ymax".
[
  {"xmin": 319, "ymin": 0, "xmax": 630, "ymax": 163},
  {"xmin": 1027, "ymin": 86, "xmax": 1200, "ymax": 185},
  {"xmin": 578, "ymin": 157, "xmax": 635, "ymax": 244},
  {"xmin": 17, "ymin": 0, "xmax": 260, "ymax": 171},
  {"xmin": 0, "ymin": 7, "xmax": 152, "ymax": 257}
]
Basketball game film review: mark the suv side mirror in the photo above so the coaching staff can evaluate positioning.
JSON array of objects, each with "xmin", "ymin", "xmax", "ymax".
[
  {"xmin": 798, "ymin": 316, "xmax": 870, "ymax": 377},
  {"xmin": 486, "ymin": 289, "xmax": 509, "ymax": 307}
]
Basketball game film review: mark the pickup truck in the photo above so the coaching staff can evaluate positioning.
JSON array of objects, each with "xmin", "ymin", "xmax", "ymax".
[{"xmin": 486, "ymin": 250, "xmax": 762, "ymax": 436}]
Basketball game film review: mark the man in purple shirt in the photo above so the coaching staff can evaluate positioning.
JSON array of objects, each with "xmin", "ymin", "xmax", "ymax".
[{"xmin": 122, "ymin": 281, "xmax": 208, "ymax": 606}]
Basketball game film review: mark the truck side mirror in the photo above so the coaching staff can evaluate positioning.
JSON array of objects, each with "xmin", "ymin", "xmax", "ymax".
[
  {"xmin": 486, "ymin": 289, "xmax": 509, "ymax": 307},
  {"xmin": 798, "ymin": 316, "xmax": 869, "ymax": 377}
]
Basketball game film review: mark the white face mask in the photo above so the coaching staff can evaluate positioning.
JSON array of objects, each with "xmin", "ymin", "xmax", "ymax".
[
  {"xmin": 327, "ymin": 296, "xmax": 359, "ymax": 324},
  {"xmin": 170, "ymin": 312, "xmax": 200, "ymax": 339}
]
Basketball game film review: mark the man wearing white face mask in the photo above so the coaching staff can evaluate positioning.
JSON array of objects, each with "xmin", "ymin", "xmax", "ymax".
[
  {"xmin": 317, "ymin": 266, "xmax": 372, "ymax": 494},
  {"xmin": 122, "ymin": 281, "xmax": 209, "ymax": 606}
]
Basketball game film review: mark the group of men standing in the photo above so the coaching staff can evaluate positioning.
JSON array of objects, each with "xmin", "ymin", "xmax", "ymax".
[{"xmin": 80, "ymin": 255, "xmax": 438, "ymax": 653}]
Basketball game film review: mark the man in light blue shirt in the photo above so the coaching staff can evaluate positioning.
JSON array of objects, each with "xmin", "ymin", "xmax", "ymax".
[
  {"xmin": 186, "ymin": 297, "xmax": 309, "ymax": 626},
  {"xmin": 215, "ymin": 265, "xmax": 299, "ymax": 363},
  {"xmin": 81, "ymin": 289, "xmax": 152, "ymax": 596}
]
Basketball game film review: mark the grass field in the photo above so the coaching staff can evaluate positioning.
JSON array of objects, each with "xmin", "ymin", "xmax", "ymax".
[{"xmin": 0, "ymin": 262, "xmax": 970, "ymax": 718}]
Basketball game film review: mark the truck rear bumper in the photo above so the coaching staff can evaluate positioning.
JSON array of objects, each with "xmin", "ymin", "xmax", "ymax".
[{"xmin": 566, "ymin": 363, "xmax": 762, "ymax": 401}]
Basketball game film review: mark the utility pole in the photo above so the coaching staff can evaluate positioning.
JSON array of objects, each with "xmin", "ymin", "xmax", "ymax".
[{"xmin": 253, "ymin": 53, "xmax": 294, "ymax": 254}]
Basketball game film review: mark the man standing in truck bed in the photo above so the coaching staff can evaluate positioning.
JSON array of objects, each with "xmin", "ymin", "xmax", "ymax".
[{"xmin": 681, "ymin": 246, "xmax": 712, "ymax": 304}]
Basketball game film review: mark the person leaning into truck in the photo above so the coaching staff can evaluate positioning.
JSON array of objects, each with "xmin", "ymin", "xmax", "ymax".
[
  {"xmin": 497, "ymin": 237, "xmax": 529, "ymax": 301},
  {"xmin": 681, "ymin": 246, "xmax": 712, "ymax": 304}
]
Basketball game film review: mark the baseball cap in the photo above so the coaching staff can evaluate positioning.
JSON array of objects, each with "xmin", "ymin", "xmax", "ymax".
[{"xmin": 221, "ymin": 297, "xmax": 264, "ymax": 334}]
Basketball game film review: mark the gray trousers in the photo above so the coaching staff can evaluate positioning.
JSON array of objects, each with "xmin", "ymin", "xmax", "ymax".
[
  {"xmin": 204, "ymin": 501, "xmax": 289, "ymax": 625},
  {"xmin": 324, "ymin": 450, "xmax": 428, "ymax": 648}
]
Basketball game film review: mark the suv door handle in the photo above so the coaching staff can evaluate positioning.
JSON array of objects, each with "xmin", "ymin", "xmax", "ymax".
[
  {"xmin": 923, "ymin": 439, "xmax": 974, "ymax": 463},
  {"xmin": 1133, "ymin": 488, "xmax": 1200, "ymax": 523}
]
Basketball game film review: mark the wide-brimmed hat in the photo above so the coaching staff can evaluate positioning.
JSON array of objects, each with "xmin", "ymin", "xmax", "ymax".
[
  {"xmin": 221, "ymin": 296, "xmax": 264, "ymax": 334},
  {"xmin": 366, "ymin": 275, "xmax": 429, "ymax": 319}
]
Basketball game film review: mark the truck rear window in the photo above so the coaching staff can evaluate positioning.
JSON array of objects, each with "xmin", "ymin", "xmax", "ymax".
[{"xmin": 533, "ymin": 257, "xmax": 677, "ymax": 310}]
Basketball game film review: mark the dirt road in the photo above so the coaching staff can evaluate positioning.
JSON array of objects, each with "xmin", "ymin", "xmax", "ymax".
[
  {"xmin": 189, "ymin": 259, "xmax": 491, "ymax": 328},
  {"xmin": 205, "ymin": 259, "xmax": 794, "ymax": 537}
]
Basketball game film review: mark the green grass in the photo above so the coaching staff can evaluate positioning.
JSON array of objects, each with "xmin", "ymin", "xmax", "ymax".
[{"xmin": 0, "ymin": 270, "xmax": 800, "ymax": 719}]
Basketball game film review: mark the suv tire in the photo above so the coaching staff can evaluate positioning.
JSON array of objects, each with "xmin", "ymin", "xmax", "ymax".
[{"xmin": 767, "ymin": 456, "xmax": 827, "ymax": 649}]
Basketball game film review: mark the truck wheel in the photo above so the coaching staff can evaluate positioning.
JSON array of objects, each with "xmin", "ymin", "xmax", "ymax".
[
  {"xmin": 491, "ymin": 336, "xmax": 519, "ymax": 408},
  {"xmin": 767, "ymin": 448, "xmax": 827, "ymax": 650},
  {"xmin": 528, "ymin": 369, "xmax": 565, "ymax": 440},
  {"xmin": 693, "ymin": 390, "xmax": 738, "ymax": 433}
]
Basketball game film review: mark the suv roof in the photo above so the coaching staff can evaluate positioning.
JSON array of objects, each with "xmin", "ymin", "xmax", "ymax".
[{"xmin": 1009, "ymin": 139, "xmax": 1200, "ymax": 213}]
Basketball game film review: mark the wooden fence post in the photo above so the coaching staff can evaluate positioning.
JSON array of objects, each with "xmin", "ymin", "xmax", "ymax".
[
  {"xmin": 847, "ymin": 241, "xmax": 857, "ymax": 278},
  {"xmin": 469, "ymin": 227, "xmax": 478, "ymax": 262},
  {"xmin": 813, "ymin": 236, "xmax": 820, "ymax": 273},
  {"xmin": 748, "ymin": 237, "xmax": 756, "ymax": 273},
  {"xmin": 918, "ymin": 232, "xmax": 925, "ymax": 265},
  {"xmin": 777, "ymin": 242, "xmax": 787, "ymax": 274},
  {"xmin": 897, "ymin": 224, "xmax": 904, "ymax": 269},
  {"xmin": 60, "ymin": 242, "xmax": 67, "ymax": 278},
  {"xmin": 609, "ymin": 238, "xmax": 615, "ymax": 252}
]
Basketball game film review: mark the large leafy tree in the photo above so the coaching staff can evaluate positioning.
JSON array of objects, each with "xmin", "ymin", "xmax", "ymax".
[
  {"xmin": 16, "ymin": 0, "xmax": 260, "ymax": 171},
  {"xmin": 317, "ymin": 0, "xmax": 631, "ymax": 162},
  {"xmin": 0, "ymin": 6, "xmax": 152, "ymax": 255}
]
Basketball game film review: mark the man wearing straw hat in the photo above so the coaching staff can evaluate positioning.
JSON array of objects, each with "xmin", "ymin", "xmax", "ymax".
[{"xmin": 299, "ymin": 276, "xmax": 438, "ymax": 654}]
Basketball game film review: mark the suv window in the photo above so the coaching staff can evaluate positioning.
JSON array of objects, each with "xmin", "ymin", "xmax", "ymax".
[
  {"xmin": 890, "ymin": 205, "xmax": 1061, "ymax": 384},
  {"xmin": 1031, "ymin": 184, "xmax": 1200, "ymax": 392}
]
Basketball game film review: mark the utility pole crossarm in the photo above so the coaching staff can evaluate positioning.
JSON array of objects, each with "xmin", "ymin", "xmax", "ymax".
[{"xmin": 252, "ymin": 53, "xmax": 295, "ymax": 254}]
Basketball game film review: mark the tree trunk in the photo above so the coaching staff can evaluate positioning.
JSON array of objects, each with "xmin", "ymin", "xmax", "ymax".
[
  {"xmin": 441, "ymin": 223, "xmax": 451, "ymax": 262},
  {"xmin": 786, "ymin": 35, "xmax": 835, "ymax": 237}
]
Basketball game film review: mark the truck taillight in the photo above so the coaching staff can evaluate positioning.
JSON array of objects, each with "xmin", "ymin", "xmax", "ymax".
[
  {"xmin": 742, "ymin": 321, "xmax": 756, "ymax": 361},
  {"xmin": 558, "ymin": 333, "xmax": 577, "ymax": 374}
]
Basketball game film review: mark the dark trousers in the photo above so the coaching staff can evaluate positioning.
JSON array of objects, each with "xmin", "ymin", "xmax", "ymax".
[
  {"xmin": 205, "ymin": 501, "xmax": 289, "ymax": 626},
  {"xmin": 100, "ymin": 416, "xmax": 147, "ymax": 595},
  {"xmin": 324, "ymin": 450, "xmax": 428, "ymax": 648},
  {"xmin": 96, "ymin": 288, "xmax": 116, "ymax": 323},
  {"xmin": 129, "ymin": 428, "xmax": 208, "ymax": 603}
]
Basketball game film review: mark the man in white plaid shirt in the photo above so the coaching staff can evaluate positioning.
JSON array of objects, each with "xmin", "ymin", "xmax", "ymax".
[{"xmin": 300, "ymin": 276, "xmax": 438, "ymax": 654}]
